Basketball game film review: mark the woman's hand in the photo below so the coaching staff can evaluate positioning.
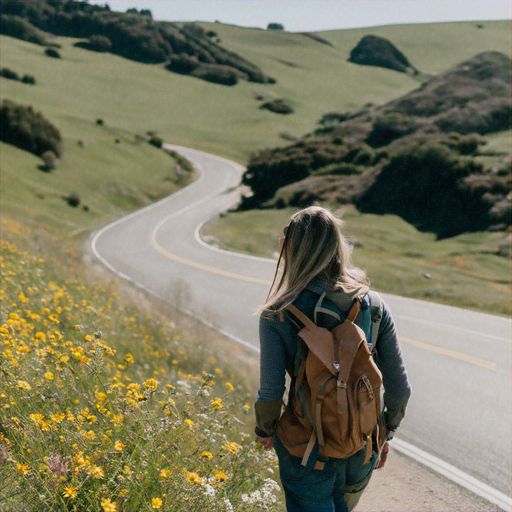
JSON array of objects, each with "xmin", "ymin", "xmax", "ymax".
[
  {"xmin": 255, "ymin": 435, "xmax": 274, "ymax": 451},
  {"xmin": 376, "ymin": 441, "xmax": 390, "ymax": 469}
]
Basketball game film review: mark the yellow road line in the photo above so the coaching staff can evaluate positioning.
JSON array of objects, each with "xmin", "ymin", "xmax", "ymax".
[
  {"xmin": 149, "ymin": 231, "xmax": 272, "ymax": 286},
  {"xmin": 150, "ymin": 231, "xmax": 497, "ymax": 371},
  {"xmin": 400, "ymin": 336, "xmax": 497, "ymax": 371}
]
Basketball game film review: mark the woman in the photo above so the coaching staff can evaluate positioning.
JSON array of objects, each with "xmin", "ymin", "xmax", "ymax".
[{"xmin": 254, "ymin": 206, "xmax": 411, "ymax": 512}]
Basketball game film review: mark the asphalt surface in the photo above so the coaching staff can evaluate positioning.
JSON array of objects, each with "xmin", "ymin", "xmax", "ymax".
[{"xmin": 91, "ymin": 145, "xmax": 512, "ymax": 500}]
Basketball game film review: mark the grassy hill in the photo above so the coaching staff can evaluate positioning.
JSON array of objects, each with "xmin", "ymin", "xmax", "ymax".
[
  {"xmin": 1, "ymin": 19, "xmax": 510, "ymax": 313},
  {"xmin": 2, "ymin": 20, "xmax": 510, "ymax": 164}
]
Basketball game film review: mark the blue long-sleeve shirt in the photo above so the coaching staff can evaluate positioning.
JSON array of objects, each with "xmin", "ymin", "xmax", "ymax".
[{"xmin": 256, "ymin": 277, "xmax": 411, "ymax": 436}]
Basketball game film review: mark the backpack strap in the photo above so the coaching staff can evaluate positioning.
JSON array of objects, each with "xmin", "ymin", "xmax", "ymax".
[
  {"xmin": 287, "ymin": 304, "xmax": 316, "ymax": 331},
  {"xmin": 368, "ymin": 291, "xmax": 383, "ymax": 354}
]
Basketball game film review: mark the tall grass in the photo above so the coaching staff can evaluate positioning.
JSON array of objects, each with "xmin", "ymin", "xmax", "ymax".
[{"xmin": 0, "ymin": 218, "xmax": 280, "ymax": 512}]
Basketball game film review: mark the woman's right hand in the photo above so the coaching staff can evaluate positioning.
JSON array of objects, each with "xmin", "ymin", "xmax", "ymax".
[{"xmin": 255, "ymin": 435, "xmax": 275, "ymax": 451}]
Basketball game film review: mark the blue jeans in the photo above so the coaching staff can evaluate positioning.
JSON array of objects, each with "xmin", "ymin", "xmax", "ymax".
[{"xmin": 274, "ymin": 436, "xmax": 378, "ymax": 512}]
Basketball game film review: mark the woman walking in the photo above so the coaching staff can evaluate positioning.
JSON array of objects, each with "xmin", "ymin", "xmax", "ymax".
[{"xmin": 254, "ymin": 206, "xmax": 411, "ymax": 512}]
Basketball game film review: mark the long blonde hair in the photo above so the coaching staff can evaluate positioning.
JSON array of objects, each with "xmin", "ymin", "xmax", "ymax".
[{"xmin": 262, "ymin": 206, "xmax": 369, "ymax": 315}]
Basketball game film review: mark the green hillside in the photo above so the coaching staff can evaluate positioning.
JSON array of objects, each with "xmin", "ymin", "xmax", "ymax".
[{"xmin": 2, "ymin": 20, "xmax": 509, "ymax": 164}]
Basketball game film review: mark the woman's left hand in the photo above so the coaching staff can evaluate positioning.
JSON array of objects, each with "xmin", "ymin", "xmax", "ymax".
[{"xmin": 255, "ymin": 435, "xmax": 274, "ymax": 450}]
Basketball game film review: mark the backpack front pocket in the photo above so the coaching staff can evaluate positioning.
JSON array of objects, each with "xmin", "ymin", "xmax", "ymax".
[{"xmin": 356, "ymin": 374, "xmax": 377, "ymax": 436}]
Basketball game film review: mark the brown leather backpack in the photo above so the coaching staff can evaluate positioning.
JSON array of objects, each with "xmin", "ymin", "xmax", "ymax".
[{"xmin": 277, "ymin": 298, "xmax": 384, "ymax": 470}]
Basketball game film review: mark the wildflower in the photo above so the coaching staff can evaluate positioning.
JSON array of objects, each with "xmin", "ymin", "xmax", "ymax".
[
  {"xmin": 184, "ymin": 419, "xmax": 194, "ymax": 426},
  {"xmin": 124, "ymin": 353, "xmax": 134, "ymax": 364},
  {"xmin": 101, "ymin": 498, "xmax": 117, "ymax": 512},
  {"xmin": 59, "ymin": 355, "xmax": 69, "ymax": 363},
  {"xmin": 84, "ymin": 430, "xmax": 95, "ymax": 441},
  {"xmin": 210, "ymin": 397, "xmax": 223, "ymax": 410},
  {"xmin": 243, "ymin": 403, "xmax": 250, "ymax": 411},
  {"xmin": 110, "ymin": 414, "xmax": 123, "ymax": 426},
  {"xmin": 225, "ymin": 382, "xmax": 235, "ymax": 392},
  {"xmin": 160, "ymin": 469, "xmax": 171, "ymax": 478},
  {"xmin": 143, "ymin": 378, "xmax": 158, "ymax": 390},
  {"xmin": 16, "ymin": 462, "xmax": 30, "ymax": 474},
  {"xmin": 51, "ymin": 412, "xmax": 65, "ymax": 423},
  {"xmin": 200, "ymin": 451, "xmax": 213, "ymax": 459},
  {"xmin": 9, "ymin": 313, "xmax": 19, "ymax": 320},
  {"xmin": 187, "ymin": 471, "xmax": 203, "ymax": 485},
  {"xmin": 17, "ymin": 381, "xmax": 32, "ymax": 391},
  {"xmin": 84, "ymin": 335, "xmax": 93, "ymax": 342},
  {"xmin": 165, "ymin": 384, "xmax": 175, "ymax": 390},
  {"xmin": 29, "ymin": 413, "xmax": 45, "ymax": 424},
  {"xmin": 214, "ymin": 470, "xmax": 227, "ymax": 481},
  {"xmin": 63, "ymin": 486, "xmax": 77, "ymax": 499},
  {"xmin": 90, "ymin": 465, "xmax": 104, "ymax": 479},
  {"xmin": 44, "ymin": 372, "xmax": 54, "ymax": 380},
  {"xmin": 87, "ymin": 415, "xmax": 97, "ymax": 424},
  {"xmin": 35, "ymin": 332, "xmax": 46, "ymax": 340},
  {"xmin": 223, "ymin": 441, "xmax": 241, "ymax": 454},
  {"xmin": 123, "ymin": 466, "xmax": 131, "ymax": 474},
  {"xmin": 114, "ymin": 440, "xmax": 126, "ymax": 452},
  {"xmin": 95, "ymin": 391, "xmax": 107, "ymax": 402},
  {"xmin": 152, "ymin": 498, "xmax": 163, "ymax": 509}
]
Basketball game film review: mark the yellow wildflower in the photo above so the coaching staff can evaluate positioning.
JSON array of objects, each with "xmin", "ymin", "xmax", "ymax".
[
  {"xmin": 44, "ymin": 372, "xmax": 54, "ymax": 380},
  {"xmin": 16, "ymin": 462, "xmax": 30, "ymax": 474},
  {"xmin": 152, "ymin": 498, "xmax": 163, "ymax": 509},
  {"xmin": 17, "ymin": 381, "xmax": 32, "ymax": 391},
  {"xmin": 184, "ymin": 419, "xmax": 194, "ymax": 426},
  {"xmin": 210, "ymin": 397, "xmax": 223, "ymax": 410},
  {"xmin": 223, "ymin": 441, "xmax": 242, "ymax": 454},
  {"xmin": 225, "ymin": 382, "xmax": 235, "ymax": 392},
  {"xmin": 200, "ymin": 451, "xmax": 213, "ymax": 459},
  {"xmin": 214, "ymin": 470, "xmax": 227, "ymax": 481},
  {"xmin": 63, "ymin": 486, "xmax": 77, "ymax": 499},
  {"xmin": 35, "ymin": 332, "xmax": 46, "ymax": 340},
  {"xmin": 90, "ymin": 465, "xmax": 105, "ymax": 479},
  {"xmin": 84, "ymin": 430, "xmax": 95, "ymax": 441},
  {"xmin": 114, "ymin": 440, "xmax": 126, "ymax": 452},
  {"xmin": 59, "ymin": 355, "xmax": 69, "ymax": 363},
  {"xmin": 166, "ymin": 384, "xmax": 175, "ymax": 390},
  {"xmin": 186, "ymin": 471, "xmax": 203, "ymax": 485},
  {"xmin": 124, "ymin": 353, "xmax": 134, "ymax": 364},
  {"xmin": 160, "ymin": 469, "xmax": 171, "ymax": 478},
  {"xmin": 101, "ymin": 498, "xmax": 117, "ymax": 512},
  {"xmin": 143, "ymin": 378, "xmax": 158, "ymax": 390},
  {"xmin": 29, "ymin": 413, "xmax": 45, "ymax": 424},
  {"xmin": 51, "ymin": 412, "xmax": 65, "ymax": 422}
]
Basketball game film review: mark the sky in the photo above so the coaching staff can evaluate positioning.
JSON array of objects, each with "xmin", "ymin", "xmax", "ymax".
[{"xmin": 92, "ymin": 0, "xmax": 512, "ymax": 32}]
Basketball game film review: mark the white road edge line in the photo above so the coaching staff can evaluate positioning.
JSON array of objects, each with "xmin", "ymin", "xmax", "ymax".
[
  {"xmin": 393, "ymin": 439, "xmax": 512, "ymax": 512},
  {"xmin": 89, "ymin": 143, "xmax": 510, "ymax": 509}
]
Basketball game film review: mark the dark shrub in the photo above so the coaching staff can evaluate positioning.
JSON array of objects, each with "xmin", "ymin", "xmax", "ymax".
[
  {"xmin": 21, "ymin": 74, "xmax": 36, "ymax": 84},
  {"xmin": 366, "ymin": 112, "xmax": 416, "ymax": 147},
  {"xmin": 166, "ymin": 54, "xmax": 198, "ymax": 74},
  {"xmin": 441, "ymin": 133, "xmax": 486, "ymax": 155},
  {"xmin": 66, "ymin": 193, "xmax": 81, "ymax": 207},
  {"xmin": 191, "ymin": 64, "xmax": 239, "ymax": 86},
  {"xmin": 267, "ymin": 23, "xmax": 284, "ymax": 30},
  {"xmin": 349, "ymin": 34, "xmax": 414, "ymax": 73},
  {"xmin": 0, "ymin": 99, "xmax": 62, "ymax": 156},
  {"xmin": 75, "ymin": 34, "xmax": 112, "ymax": 52},
  {"xmin": 149, "ymin": 136, "xmax": 163, "ymax": 148},
  {"xmin": 260, "ymin": 99, "xmax": 294, "ymax": 114},
  {"xmin": 0, "ymin": 15, "xmax": 48, "ymax": 45},
  {"xmin": 41, "ymin": 150, "xmax": 57, "ymax": 171},
  {"xmin": 206, "ymin": 30, "xmax": 217, "ymax": 38},
  {"xmin": 96, "ymin": 118, "xmax": 104, "ymax": 126},
  {"xmin": 357, "ymin": 143, "xmax": 505, "ymax": 237},
  {"xmin": 45, "ymin": 48, "xmax": 61, "ymax": 59},
  {"xmin": 0, "ymin": 68, "xmax": 20, "ymax": 80}
]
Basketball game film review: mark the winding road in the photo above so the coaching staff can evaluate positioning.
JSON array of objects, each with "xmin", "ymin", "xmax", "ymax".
[{"xmin": 91, "ymin": 145, "xmax": 512, "ymax": 511}]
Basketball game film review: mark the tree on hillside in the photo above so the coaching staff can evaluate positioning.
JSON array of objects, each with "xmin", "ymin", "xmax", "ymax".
[{"xmin": 267, "ymin": 23, "xmax": 284, "ymax": 31}]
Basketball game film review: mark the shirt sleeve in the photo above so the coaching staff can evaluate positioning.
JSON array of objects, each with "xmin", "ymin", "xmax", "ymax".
[
  {"xmin": 375, "ymin": 301, "xmax": 412, "ymax": 431},
  {"xmin": 254, "ymin": 312, "xmax": 289, "ymax": 437}
]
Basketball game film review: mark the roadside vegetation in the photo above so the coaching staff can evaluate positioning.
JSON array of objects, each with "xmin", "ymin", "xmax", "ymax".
[
  {"xmin": 0, "ymin": 218, "xmax": 279, "ymax": 512},
  {"xmin": 202, "ymin": 205, "xmax": 511, "ymax": 315}
]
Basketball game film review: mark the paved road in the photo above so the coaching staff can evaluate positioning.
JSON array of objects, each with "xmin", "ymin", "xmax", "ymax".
[{"xmin": 91, "ymin": 145, "xmax": 511, "ymax": 502}]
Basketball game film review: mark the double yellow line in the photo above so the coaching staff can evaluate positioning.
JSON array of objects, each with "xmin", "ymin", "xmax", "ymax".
[{"xmin": 150, "ymin": 231, "xmax": 497, "ymax": 372}]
